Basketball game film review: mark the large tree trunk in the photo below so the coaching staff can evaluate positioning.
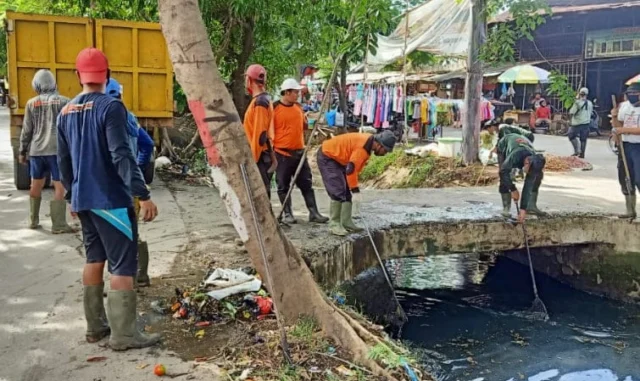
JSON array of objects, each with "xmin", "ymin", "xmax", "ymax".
[
  {"xmin": 230, "ymin": 18, "xmax": 255, "ymax": 119},
  {"xmin": 157, "ymin": 0, "xmax": 398, "ymax": 377},
  {"xmin": 461, "ymin": 0, "xmax": 486, "ymax": 165}
]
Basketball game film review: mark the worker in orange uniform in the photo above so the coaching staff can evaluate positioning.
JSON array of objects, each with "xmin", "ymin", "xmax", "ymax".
[
  {"xmin": 243, "ymin": 64, "xmax": 277, "ymax": 198},
  {"xmin": 317, "ymin": 130, "xmax": 396, "ymax": 236},
  {"xmin": 273, "ymin": 78, "xmax": 328, "ymax": 224}
]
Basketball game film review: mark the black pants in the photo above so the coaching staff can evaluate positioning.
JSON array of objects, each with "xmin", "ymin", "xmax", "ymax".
[
  {"xmin": 317, "ymin": 150, "xmax": 351, "ymax": 202},
  {"xmin": 275, "ymin": 151, "xmax": 313, "ymax": 199},
  {"xmin": 568, "ymin": 124, "xmax": 589, "ymax": 154},
  {"xmin": 618, "ymin": 142, "xmax": 640, "ymax": 196},
  {"xmin": 499, "ymin": 172, "xmax": 543, "ymax": 194},
  {"xmin": 256, "ymin": 151, "xmax": 274, "ymax": 199}
]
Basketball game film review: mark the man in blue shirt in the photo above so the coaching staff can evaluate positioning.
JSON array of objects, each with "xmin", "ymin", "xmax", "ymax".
[
  {"xmin": 105, "ymin": 78, "xmax": 155, "ymax": 287},
  {"xmin": 57, "ymin": 48, "xmax": 160, "ymax": 350}
]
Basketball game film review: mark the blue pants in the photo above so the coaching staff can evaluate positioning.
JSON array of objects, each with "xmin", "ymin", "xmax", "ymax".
[
  {"xmin": 78, "ymin": 208, "xmax": 138, "ymax": 277},
  {"xmin": 618, "ymin": 142, "xmax": 640, "ymax": 196},
  {"xmin": 29, "ymin": 155, "xmax": 60, "ymax": 181}
]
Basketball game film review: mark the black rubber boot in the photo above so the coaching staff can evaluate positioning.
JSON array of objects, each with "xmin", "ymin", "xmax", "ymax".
[
  {"xmin": 619, "ymin": 195, "xmax": 637, "ymax": 219},
  {"xmin": 579, "ymin": 139, "xmax": 587, "ymax": 159},
  {"xmin": 501, "ymin": 193, "xmax": 512, "ymax": 218},
  {"xmin": 570, "ymin": 138, "xmax": 580, "ymax": 156},
  {"xmin": 137, "ymin": 241, "xmax": 151, "ymax": 287},
  {"xmin": 107, "ymin": 290, "xmax": 161, "ymax": 351},
  {"xmin": 302, "ymin": 189, "xmax": 329, "ymax": 223},
  {"xmin": 277, "ymin": 193, "xmax": 297, "ymax": 224}
]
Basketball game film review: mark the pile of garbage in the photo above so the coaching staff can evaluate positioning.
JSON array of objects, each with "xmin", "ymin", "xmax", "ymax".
[
  {"xmin": 545, "ymin": 154, "xmax": 593, "ymax": 172},
  {"xmin": 151, "ymin": 268, "xmax": 274, "ymax": 326}
]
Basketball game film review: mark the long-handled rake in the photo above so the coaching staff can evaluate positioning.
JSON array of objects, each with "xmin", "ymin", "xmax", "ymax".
[
  {"xmin": 619, "ymin": 140, "xmax": 635, "ymax": 222},
  {"xmin": 514, "ymin": 202, "xmax": 549, "ymax": 321}
]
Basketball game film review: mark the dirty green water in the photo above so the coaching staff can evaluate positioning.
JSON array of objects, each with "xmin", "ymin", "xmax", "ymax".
[{"xmin": 388, "ymin": 254, "xmax": 640, "ymax": 381}]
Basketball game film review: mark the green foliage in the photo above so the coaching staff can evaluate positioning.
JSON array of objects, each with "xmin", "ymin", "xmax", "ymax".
[
  {"xmin": 221, "ymin": 301, "xmax": 237, "ymax": 320},
  {"xmin": 480, "ymin": 0, "xmax": 550, "ymax": 64},
  {"xmin": 402, "ymin": 158, "xmax": 435, "ymax": 188},
  {"xmin": 547, "ymin": 71, "xmax": 576, "ymax": 109},
  {"xmin": 291, "ymin": 316, "xmax": 318, "ymax": 342},
  {"xmin": 368, "ymin": 343, "xmax": 403, "ymax": 369},
  {"xmin": 189, "ymin": 149, "xmax": 210, "ymax": 175},
  {"xmin": 359, "ymin": 148, "xmax": 404, "ymax": 182}
]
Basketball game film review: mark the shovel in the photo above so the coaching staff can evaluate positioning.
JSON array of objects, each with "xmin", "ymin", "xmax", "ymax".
[{"xmin": 514, "ymin": 202, "xmax": 550, "ymax": 321}]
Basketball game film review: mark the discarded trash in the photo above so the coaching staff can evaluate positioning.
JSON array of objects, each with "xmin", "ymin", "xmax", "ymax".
[
  {"xmin": 137, "ymin": 363, "xmax": 150, "ymax": 370},
  {"xmin": 151, "ymin": 300, "xmax": 168, "ymax": 314},
  {"xmin": 87, "ymin": 356, "xmax": 108, "ymax": 362},
  {"xmin": 195, "ymin": 321, "xmax": 211, "ymax": 328},
  {"xmin": 205, "ymin": 268, "xmax": 262, "ymax": 300},
  {"xmin": 155, "ymin": 156, "xmax": 172, "ymax": 169},
  {"xmin": 335, "ymin": 365, "xmax": 354, "ymax": 377},
  {"xmin": 154, "ymin": 364, "xmax": 167, "ymax": 376},
  {"xmin": 195, "ymin": 329, "xmax": 205, "ymax": 339},
  {"xmin": 244, "ymin": 295, "xmax": 273, "ymax": 319},
  {"xmin": 237, "ymin": 368, "xmax": 252, "ymax": 380},
  {"xmin": 327, "ymin": 346, "xmax": 336, "ymax": 354}
]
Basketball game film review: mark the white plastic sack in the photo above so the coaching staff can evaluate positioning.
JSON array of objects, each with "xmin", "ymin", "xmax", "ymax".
[
  {"xmin": 205, "ymin": 268, "xmax": 262, "ymax": 300},
  {"xmin": 335, "ymin": 111, "xmax": 345, "ymax": 127}
]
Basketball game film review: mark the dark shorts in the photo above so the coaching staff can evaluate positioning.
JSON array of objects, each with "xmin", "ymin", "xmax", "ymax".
[
  {"xmin": 317, "ymin": 150, "xmax": 351, "ymax": 202},
  {"xmin": 29, "ymin": 155, "xmax": 59, "ymax": 181},
  {"xmin": 78, "ymin": 208, "xmax": 138, "ymax": 277}
]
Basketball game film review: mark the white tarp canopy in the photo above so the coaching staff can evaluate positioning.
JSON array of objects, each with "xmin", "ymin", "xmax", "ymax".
[{"xmin": 366, "ymin": 0, "xmax": 472, "ymax": 67}]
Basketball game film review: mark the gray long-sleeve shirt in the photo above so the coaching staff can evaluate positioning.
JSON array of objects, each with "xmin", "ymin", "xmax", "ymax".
[
  {"xmin": 20, "ymin": 93, "xmax": 70, "ymax": 156},
  {"xmin": 569, "ymin": 99, "xmax": 593, "ymax": 127}
]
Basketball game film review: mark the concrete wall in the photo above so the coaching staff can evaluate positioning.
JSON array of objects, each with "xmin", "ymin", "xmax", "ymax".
[{"xmin": 309, "ymin": 216, "xmax": 640, "ymax": 289}]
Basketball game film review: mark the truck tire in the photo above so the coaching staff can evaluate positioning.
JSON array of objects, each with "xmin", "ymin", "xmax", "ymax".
[
  {"xmin": 144, "ymin": 159, "xmax": 155, "ymax": 185},
  {"xmin": 14, "ymin": 157, "xmax": 30, "ymax": 190}
]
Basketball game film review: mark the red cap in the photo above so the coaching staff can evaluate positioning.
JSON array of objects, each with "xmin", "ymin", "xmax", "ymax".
[
  {"xmin": 245, "ymin": 64, "xmax": 266, "ymax": 84},
  {"xmin": 75, "ymin": 48, "xmax": 109, "ymax": 84}
]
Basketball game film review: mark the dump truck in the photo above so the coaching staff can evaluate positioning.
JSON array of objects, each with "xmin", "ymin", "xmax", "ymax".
[{"xmin": 5, "ymin": 11, "xmax": 173, "ymax": 190}]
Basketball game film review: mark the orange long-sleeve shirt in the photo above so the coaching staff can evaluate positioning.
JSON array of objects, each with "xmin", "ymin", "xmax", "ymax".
[
  {"xmin": 273, "ymin": 101, "xmax": 307, "ymax": 156},
  {"xmin": 243, "ymin": 93, "xmax": 274, "ymax": 162},
  {"xmin": 321, "ymin": 133, "xmax": 373, "ymax": 190}
]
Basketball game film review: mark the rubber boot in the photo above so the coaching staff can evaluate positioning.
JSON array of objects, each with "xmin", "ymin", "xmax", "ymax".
[
  {"xmin": 570, "ymin": 138, "xmax": 581, "ymax": 156},
  {"xmin": 328, "ymin": 201, "xmax": 348, "ymax": 236},
  {"xmin": 527, "ymin": 192, "xmax": 548, "ymax": 217},
  {"xmin": 501, "ymin": 193, "xmax": 512, "ymax": 218},
  {"xmin": 302, "ymin": 189, "xmax": 329, "ymax": 223},
  {"xmin": 106, "ymin": 290, "xmax": 161, "ymax": 351},
  {"xmin": 50, "ymin": 199, "xmax": 77, "ymax": 234},
  {"xmin": 137, "ymin": 241, "xmax": 151, "ymax": 288},
  {"xmin": 84, "ymin": 283, "xmax": 111, "ymax": 343},
  {"xmin": 579, "ymin": 139, "xmax": 587, "ymax": 159},
  {"xmin": 341, "ymin": 202, "xmax": 363, "ymax": 233},
  {"xmin": 29, "ymin": 197, "xmax": 41, "ymax": 229},
  {"xmin": 619, "ymin": 195, "xmax": 637, "ymax": 219},
  {"xmin": 278, "ymin": 194, "xmax": 297, "ymax": 224}
]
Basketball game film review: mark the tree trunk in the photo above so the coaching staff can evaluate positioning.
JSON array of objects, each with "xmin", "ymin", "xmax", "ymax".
[
  {"xmin": 157, "ymin": 0, "xmax": 397, "ymax": 377},
  {"xmin": 338, "ymin": 56, "xmax": 348, "ymax": 114},
  {"xmin": 230, "ymin": 18, "xmax": 255, "ymax": 120},
  {"xmin": 462, "ymin": 0, "xmax": 486, "ymax": 165}
]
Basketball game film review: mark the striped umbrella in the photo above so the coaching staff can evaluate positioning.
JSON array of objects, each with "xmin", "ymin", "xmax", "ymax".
[
  {"xmin": 498, "ymin": 64, "xmax": 551, "ymax": 84},
  {"xmin": 626, "ymin": 74, "xmax": 640, "ymax": 85}
]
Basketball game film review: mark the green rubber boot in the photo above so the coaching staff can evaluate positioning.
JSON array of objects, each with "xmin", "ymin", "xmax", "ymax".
[
  {"xmin": 51, "ymin": 200, "xmax": 77, "ymax": 234},
  {"xmin": 137, "ymin": 241, "xmax": 151, "ymax": 287},
  {"xmin": 106, "ymin": 290, "xmax": 161, "ymax": 351},
  {"xmin": 619, "ymin": 195, "xmax": 637, "ymax": 219},
  {"xmin": 84, "ymin": 283, "xmax": 111, "ymax": 343},
  {"xmin": 29, "ymin": 197, "xmax": 41, "ymax": 229},
  {"xmin": 328, "ymin": 201, "xmax": 348, "ymax": 236},
  {"xmin": 527, "ymin": 192, "xmax": 548, "ymax": 217},
  {"xmin": 341, "ymin": 202, "xmax": 363, "ymax": 233},
  {"xmin": 501, "ymin": 193, "xmax": 512, "ymax": 218}
]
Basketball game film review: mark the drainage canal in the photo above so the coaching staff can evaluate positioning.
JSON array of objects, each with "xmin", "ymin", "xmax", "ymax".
[{"xmin": 343, "ymin": 247, "xmax": 640, "ymax": 381}]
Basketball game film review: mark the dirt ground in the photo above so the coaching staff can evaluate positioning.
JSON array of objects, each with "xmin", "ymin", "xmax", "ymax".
[{"xmin": 136, "ymin": 176, "xmax": 399, "ymax": 381}]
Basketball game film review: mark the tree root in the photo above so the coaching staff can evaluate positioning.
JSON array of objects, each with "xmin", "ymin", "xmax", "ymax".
[
  {"xmin": 334, "ymin": 306, "xmax": 407, "ymax": 356},
  {"xmin": 160, "ymin": 127, "xmax": 179, "ymax": 160}
]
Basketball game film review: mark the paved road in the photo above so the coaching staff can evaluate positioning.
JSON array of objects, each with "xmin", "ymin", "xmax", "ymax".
[{"xmin": 0, "ymin": 109, "xmax": 217, "ymax": 381}]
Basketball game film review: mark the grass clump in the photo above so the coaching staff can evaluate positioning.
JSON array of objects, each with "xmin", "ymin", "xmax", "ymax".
[{"xmin": 359, "ymin": 148, "xmax": 404, "ymax": 182}]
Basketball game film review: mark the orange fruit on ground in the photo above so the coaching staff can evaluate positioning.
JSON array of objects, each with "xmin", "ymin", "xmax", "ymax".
[{"xmin": 154, "ymin": 364, "xmax": 166, "ymax": 376}]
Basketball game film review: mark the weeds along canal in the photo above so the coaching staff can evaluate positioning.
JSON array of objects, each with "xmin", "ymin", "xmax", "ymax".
[{"xmin": 357, "ymin": 252, "xmax": 640, "ymax": 381}]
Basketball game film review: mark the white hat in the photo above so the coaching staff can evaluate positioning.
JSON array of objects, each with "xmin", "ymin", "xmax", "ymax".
[
  {"xmin": 579, "ymin": 87, "xmax": 589, "ymax": 95},
  {"xmin": 280, "ymin": 78, "xmax": 303, "ymax": 93}
]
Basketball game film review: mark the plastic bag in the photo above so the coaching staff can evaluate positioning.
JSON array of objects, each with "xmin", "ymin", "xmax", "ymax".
[
  {"xmin": 335, "ymin": 111, "xmax": 345, "ymax": 127},
  {"xmin": 326, "ymin": 109, "xmax": 337, "ymax": 127},
  {"xmin": 205, "ymin": 268, "xmax": 262, "ymax": 300}
]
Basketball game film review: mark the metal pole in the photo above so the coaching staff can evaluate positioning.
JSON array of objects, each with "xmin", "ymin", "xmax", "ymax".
[{"xmin": 402, "ymin": 0, "xmax": 410, "ymax": 144}]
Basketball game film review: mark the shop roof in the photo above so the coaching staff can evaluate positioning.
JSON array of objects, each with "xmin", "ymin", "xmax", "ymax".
[{"xmin": 492, "ymin": 1, "xmax": 640, "ymax": 23}]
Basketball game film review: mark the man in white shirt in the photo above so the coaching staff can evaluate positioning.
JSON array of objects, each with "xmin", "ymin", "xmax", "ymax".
[{"xmin": 614, "ymin": 83, "xmax": 640, "ymax": 219}]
